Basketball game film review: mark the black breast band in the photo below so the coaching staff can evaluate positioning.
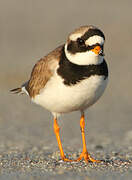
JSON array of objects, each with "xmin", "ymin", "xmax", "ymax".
[{"xmin": 57, "ymin": 47, "xmax": 108, "ymax": 86}]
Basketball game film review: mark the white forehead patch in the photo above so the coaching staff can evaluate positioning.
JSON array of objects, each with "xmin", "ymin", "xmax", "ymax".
[
  {"xmin": 86, "ymin": 35, "xmax": 104, "ymax": 46},
  {"xmin": 69, "ymin": 33, "xmax": 82, "ymax": 41}
]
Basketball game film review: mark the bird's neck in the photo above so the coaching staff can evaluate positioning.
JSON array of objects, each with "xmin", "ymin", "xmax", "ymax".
[{"xmin": 57, "ymin": 47, "xmax": 108, "ymax": 86}]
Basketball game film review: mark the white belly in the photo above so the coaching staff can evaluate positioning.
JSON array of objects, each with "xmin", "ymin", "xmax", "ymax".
[{"xmin": 32, "ymin": 73, "xmax": 108, "ymax": 114}]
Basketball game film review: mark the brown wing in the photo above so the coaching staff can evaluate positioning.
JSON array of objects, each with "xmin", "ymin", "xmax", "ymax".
[{"xmin": 26, "ymin": 45, "xmax": 64, "ymax": 98}]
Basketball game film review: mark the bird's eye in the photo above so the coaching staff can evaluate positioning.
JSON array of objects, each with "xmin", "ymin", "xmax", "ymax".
[{"xmin": 77, "ymin": 38, "xmax": 85, "ymax": 46}]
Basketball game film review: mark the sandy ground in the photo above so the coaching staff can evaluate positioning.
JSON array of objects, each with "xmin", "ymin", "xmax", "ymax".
[{"xmin": 0, "ymin": 0, "xmax": 132, "ymax": 179}]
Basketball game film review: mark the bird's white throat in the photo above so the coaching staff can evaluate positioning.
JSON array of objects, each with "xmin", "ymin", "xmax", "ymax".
[{"xmin": 65, "ymin": 44, "xmax": 104, "ymax": 66}]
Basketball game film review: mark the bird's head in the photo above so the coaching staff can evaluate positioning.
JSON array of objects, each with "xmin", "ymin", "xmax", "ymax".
[{"xmin": 65, "ymin": 25, "xmax": 105, "ymax": 65}]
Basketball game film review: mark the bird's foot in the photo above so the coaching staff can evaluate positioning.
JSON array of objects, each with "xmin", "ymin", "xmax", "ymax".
[
  {"xmin": 76, "ymin": 151, "xmax": 101, "ymax": 163},
  {"xmin": 61, "ymin": 156, "xmax": 73, "ymax": 162}
]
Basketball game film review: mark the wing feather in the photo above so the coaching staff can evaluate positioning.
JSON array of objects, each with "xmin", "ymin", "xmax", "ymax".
[{"xmin": 26, "ymin": 45, "xmax": 63, "ymax": 98}]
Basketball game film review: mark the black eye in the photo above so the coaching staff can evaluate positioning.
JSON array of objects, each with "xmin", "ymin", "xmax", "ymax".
[{"xmin": 77, "ymin": 38, "xmax": 85, "ymax": 46}]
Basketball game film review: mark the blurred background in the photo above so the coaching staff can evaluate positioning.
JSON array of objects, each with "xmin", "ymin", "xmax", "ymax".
[{"xmin": 0, "ymin": 0, "xmax": 132, "ymax": 155}]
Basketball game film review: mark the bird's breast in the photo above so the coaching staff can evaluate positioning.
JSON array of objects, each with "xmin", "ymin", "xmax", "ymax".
[{"xmin": 32, "ymin": 72, "xmax": 108, "ymax": 114}]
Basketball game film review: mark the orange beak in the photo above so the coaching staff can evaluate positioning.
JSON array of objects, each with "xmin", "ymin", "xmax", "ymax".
[{"xmin": 91, "ymin": 45, "xmax": 102, "ymax": 55}]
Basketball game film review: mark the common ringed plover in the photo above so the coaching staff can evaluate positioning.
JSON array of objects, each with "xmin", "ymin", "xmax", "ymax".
[{"xmin": 11, "ymin": 25, "xmax": 108, "ymax": 163}]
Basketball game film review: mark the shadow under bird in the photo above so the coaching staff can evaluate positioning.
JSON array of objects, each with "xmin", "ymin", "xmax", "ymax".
[{"xmin": 11, "ymin": 25, "xmax": 108, "ymax": 163}]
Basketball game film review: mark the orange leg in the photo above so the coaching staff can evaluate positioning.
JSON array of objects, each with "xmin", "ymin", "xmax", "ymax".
[
  {"xmin": 53, "ymin": 118, "xmax": 72, "ymax": 162},
  {"xmin": 76, "ymin": 112, "xmax": 101, "ymax": 163}
]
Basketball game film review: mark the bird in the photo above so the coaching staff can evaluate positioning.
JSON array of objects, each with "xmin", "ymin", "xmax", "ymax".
[{"xmin": 11, "ymin": 25, "xmax": 108, "ymax": 163}]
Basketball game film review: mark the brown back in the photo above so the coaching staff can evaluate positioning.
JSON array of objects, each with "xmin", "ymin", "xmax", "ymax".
[{"xmin": 26, "ymin": 45, "xmax": 63, "ymax": 98}]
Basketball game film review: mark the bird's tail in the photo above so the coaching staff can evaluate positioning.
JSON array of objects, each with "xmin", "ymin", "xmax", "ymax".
[
  {"xmin": 10, "ymin": 81, "xmax": 29, "ymax": 95},
  {"xmin": 10, "ymin": 87, "xmax": 24, "ymax": 94}
]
